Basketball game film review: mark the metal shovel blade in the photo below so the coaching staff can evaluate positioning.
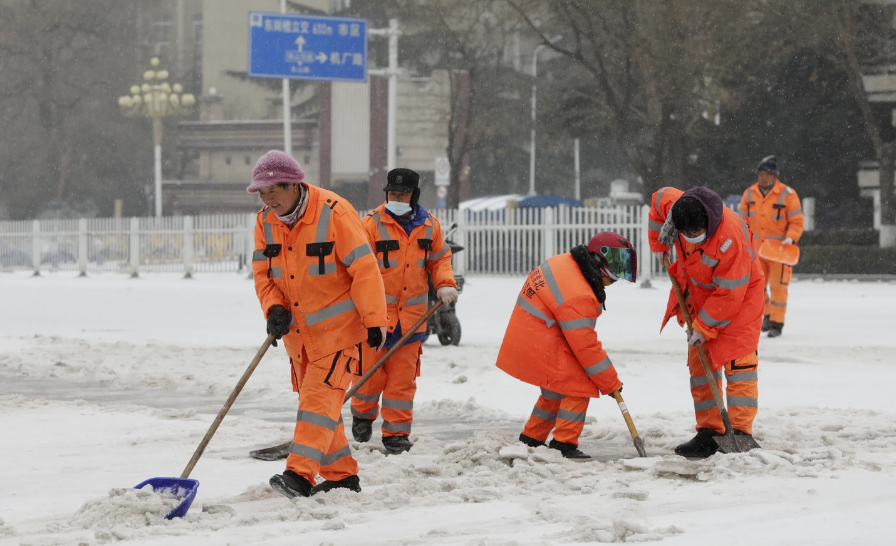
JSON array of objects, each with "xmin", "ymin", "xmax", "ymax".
[
  {"xmin": 134, "ymin": 477, "xmax": 200, "ymax": 519},
  {"xmin": 713, "ymin": 431, "xmax": 761, "ymax": 454},
  {"xmin": 249, "ymin": 441, "xmax": 291, "ymax": 461}
]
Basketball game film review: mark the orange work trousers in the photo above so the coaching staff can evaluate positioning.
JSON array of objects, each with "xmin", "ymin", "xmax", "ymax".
[
  {"xmin": 282, "ymin": 336, "xmax": 359, "ymax": 484},
  {"xmin": 521, "ymin": 387, "xmax": 590, "ymax": 446},
  {"xmin": 688, "ymin": 348, "xmax": 758, "ymax": 435},
  {"xmin": 350, "ymin": 341, "xmax": 421, "ymax": 437},
  {"xmin": 760, "ymin": 257, "xmax": 791, "ymax": 323}
]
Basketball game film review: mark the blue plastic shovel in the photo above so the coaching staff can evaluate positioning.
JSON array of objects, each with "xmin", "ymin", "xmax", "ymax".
[{"xmin": 135, "ymin": 335, "xmax": 275, "ymax": 519}]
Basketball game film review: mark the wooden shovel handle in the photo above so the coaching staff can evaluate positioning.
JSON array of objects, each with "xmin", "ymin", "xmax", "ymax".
[
  {"xmin": 343, "ymin": 302, "xmax": 443, "ymax": 404},
  {"xmin": 663, "ymin": 256, "xmax": 733, "ymax": 434},
  {"xmin": 611, "ymin": 390, "xmax": 647, "ymax": 457},
  {"xmin": 181, "ymin": 334, "xmax": 275, "ymax": 478}
]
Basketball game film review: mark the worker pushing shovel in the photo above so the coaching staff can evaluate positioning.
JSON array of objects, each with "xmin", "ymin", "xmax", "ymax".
[
  {"xmin": 648, "ymin": 186, "xmax": 763, "ymax": 457},
  {"xmin": 495, "ymin": 232, "xmax": 647, "ymax": 460}
]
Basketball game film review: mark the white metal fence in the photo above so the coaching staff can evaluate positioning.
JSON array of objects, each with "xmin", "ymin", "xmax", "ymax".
[{"xmin": 0, "ymin": 205, "xmax": 660, "ymax": 280}]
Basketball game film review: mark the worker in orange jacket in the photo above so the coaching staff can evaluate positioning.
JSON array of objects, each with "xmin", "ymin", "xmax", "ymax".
[
  {"xmin": 649, "ymin": 186, "xmax": 764, "ymax": 458},
  {"xmin": 738, "ymin": 156, "xmax": 805, "ymax": 337},
  {"xmin": 248, "ymin": 150, "xmax": 388, "ymax": 498},
  {"xmin": 495, "ymin": 232, "xmax": 635, "ymax": 460},
  {"xmin": 350, "ymin": 168, "xmax": 458, "ymax": 454}
]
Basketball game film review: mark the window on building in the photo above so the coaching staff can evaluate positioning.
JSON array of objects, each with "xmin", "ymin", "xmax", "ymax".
[
  {"xmin": 151, "ymin": 19, "xmax": 172, "ymax": 57},
  {"xmin": 225, "ymin": 156, "xmax": 231, "ymax": 166},
  {"xmin": 245, "ymin": 156, "xmax": 251, "ymax": 165}
]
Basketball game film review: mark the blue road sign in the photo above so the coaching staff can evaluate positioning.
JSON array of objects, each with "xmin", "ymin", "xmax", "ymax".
[{"xmin": 248, "ymin": 12, "xmax": 367, "ymax": 82}]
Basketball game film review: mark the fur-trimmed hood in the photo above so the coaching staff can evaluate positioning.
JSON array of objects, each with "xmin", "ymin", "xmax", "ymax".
[{"xmin": 570, "ymin": 245, "xmax": 606, "ymax": 305}]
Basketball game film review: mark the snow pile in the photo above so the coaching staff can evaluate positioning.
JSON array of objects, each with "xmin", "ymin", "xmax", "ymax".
[
  {"xmin": 0, "ymin": 517, "xmax": 16, "ymax": 538},
  {"xmin": 70, "ymin": 487, "xmax": 181, "ymax": 540}
]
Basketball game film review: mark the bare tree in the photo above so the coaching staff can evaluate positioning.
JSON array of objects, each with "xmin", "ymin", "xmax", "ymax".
[
  {"xmin": 507, "ymin": 0, "xmax": 755, "ymax": 196},
  {"xmin": 0, "ymin": 0, "xmax": 148, "ymax": 218}
]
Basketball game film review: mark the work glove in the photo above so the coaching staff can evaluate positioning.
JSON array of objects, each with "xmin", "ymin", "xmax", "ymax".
[
  {"xmin": 687, "ymin": 329, "xmax": 705, "ymax": 347},
  {"xmin": 266, "ymin": 305, "xmax": 292, "ymax": 347},
  {"xmin": 437, "ymin": 286, "xmax": 459, "ymax": 306},
  {"xmin": 367, "ymin": 326, "xmax": 387, "ymax": 351},
  {"xmin": 782, "ymin": 237, "xmax": 794, "ymax": 246},
  {"xmin": 653, "ymin": 250, "xmax": 671, "ymax": 265}
]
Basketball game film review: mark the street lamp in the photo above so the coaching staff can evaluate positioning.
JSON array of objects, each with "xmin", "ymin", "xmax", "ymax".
[
  {"xmin": 118, "ymin": 57, "xmax": 196, "ymax": 217},
  {"xmin": 529, "ymin": 36, "xmax": 561, "ymax": 197}
]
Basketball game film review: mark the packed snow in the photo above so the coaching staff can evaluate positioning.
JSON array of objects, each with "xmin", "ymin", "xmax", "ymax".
[{"xmin": 2, "ymin": 271, "xmax": 895, "ymax": 545}]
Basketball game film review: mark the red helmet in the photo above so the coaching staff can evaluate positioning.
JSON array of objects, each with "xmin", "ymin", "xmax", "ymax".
[{"xmin": 586, "ymin": 232, "xmax": 637, "ymax": 283}]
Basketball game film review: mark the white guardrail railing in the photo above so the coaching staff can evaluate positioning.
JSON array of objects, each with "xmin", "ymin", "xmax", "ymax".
[{"xmin": 0, "ymin": 205, "xmax": 662, "ymax": 281}]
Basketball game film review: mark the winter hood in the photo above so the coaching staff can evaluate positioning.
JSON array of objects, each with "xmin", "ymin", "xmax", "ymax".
[{"xmin": 680, "ymin": 186, "xmax": 725, "ymax": 238}]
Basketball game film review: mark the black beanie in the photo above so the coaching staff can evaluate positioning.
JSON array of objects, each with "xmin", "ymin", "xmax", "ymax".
[{"xmin": 756, "ymin": 155, "xmax": 779, "ymax": 177}]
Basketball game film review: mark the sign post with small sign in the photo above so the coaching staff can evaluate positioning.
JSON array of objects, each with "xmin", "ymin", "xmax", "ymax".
[{"xmin": 434, "ymin": 157, "xmax": 450, "ymax": 208}]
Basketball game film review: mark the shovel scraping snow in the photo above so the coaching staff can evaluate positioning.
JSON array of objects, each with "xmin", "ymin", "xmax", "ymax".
[{"xmin": 136, "ymin": 334, "xmax": 276, "ymax": 518}]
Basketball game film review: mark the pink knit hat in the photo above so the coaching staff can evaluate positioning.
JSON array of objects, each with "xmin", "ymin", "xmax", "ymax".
[{"xmin": 247, "ymin": 150, "xmax": 306, "ymax": 193}]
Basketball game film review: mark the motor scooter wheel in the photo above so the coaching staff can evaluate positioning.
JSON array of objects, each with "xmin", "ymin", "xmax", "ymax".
[{"xmin": 437, "ymin": 312, "xmax": 461, "ymax": 346}]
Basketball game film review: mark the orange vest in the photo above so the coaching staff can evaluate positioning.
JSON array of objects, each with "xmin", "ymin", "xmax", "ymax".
[
  {"xmin": 363, "ymin": 205, "xmax": 456, "ymax": 335},
  {"xmin": 739, "ymin": 179, "xmax": 805, "ymax": 244},
  {"xmin": 252, "ymin": 184, "xmax": 388, "ymax": 360},
  {"xmin": 496, "ymin": 253, "xmax": 622, "ymax": 398},
  {"xmin": 648, "ymin": 187, "xmax": 764, "ymax": 366}
]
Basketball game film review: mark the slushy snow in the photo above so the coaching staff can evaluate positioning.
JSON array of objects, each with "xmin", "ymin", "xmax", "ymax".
[{"xmin": 2, "ymin": 272, "xmax": 896, "ymax": 545}]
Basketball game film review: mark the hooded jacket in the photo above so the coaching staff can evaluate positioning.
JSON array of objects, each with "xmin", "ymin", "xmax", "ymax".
[{"xmin": 648, "ymin": 187, "xmax": 764, "ymax": 367}]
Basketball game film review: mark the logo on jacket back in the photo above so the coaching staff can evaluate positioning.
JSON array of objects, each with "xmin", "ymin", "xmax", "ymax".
[{"xmin": 720, "ymin": 239, "xmax": 733, "ymax": 253}]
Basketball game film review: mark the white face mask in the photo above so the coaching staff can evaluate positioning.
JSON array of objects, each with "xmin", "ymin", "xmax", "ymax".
[
  {"xmin": 682, "ymin": 232, "xmax": 707, "ymax": 244},
  {"xmin": 385, "ymin": 201, "xmax": 412, "ymax": 215}
]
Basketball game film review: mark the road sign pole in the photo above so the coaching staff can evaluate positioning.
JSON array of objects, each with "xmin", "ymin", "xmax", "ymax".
[
  {"xmin": 387, "ymin": 18, "xmax": 398, "ymax": 171},
  {"xmin": 281, "ymin": 0, "xmax": 292, "ymax": 156},
  {"xmin": 574, "ymin": 137, "xmax": 580, "ymax": 200}
]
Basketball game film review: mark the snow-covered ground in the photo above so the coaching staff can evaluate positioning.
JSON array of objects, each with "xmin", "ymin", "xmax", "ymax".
[{"xmin": 1, "ymin": 271, "xmax": 895, "ymax": 545}]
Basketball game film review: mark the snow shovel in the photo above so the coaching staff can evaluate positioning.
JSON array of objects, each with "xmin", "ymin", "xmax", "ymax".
[
  {"xmin": 610, "ymin": 390, "xmax": 648, "ymax": 457},
  {"xmin": 663, "ymin": 257, "xmax": 758, "ymax": 454},
  {"xmin": 249, "ymin": 303, "xmax": 444, "ymax": 461},
  {"xmin": 758, "ymin": 239, "xmax": 799, "ymax": 266},
  {"xmin": 136, "ymin": 334, "xmax": 276, "ymax": 519}
]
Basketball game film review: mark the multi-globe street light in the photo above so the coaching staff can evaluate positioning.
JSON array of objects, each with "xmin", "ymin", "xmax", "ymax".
[{"xmin": 118, "ymin": 57, "xmax": 196, "ymax": 217}]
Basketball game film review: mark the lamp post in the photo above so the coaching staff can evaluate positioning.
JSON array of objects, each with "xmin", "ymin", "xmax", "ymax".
[
  {"xmin": 118, "ymin": 57, "xmax": 196, "ymax": 217},
  {"xmin": 528, "ymin": 36, "xmax": 561, "ymax": 197}
]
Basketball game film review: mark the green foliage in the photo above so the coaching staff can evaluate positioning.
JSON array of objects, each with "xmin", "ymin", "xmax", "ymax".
[
  {"xmin": 799, "ymin": 229, "xmax": 877, "ymax": 247},
  {"xmin": 795, "ymin": 246, "xmax": 896, "ymax": 274},
  {"xmin": 688, "ymin": 50, "xmax": 874, "ymax": 229}
]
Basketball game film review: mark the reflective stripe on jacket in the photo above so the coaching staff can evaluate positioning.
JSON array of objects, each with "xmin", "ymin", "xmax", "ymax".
[
  {"xmin": 738, "ymin": 179, "xmax": 805, "ymax": 244},
  {"xmin": 495, "ymin": 253, "xmax": 622, "ymax": 398},
  {"xmin": 649, "ymin": 187, "xmax": 764, "ymax": 367},
  {"xmin": 252, "ymin": 184, "xmax": 388, "ymax": 361},
  {"xmin": 363, "ymin": 203, "xmax": 456, "ymax": 336}
]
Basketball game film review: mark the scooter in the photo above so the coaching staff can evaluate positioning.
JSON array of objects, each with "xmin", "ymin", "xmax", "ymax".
[{"xmin": 424, "ymin": 223, "xmax": 464, "ymax": 346}]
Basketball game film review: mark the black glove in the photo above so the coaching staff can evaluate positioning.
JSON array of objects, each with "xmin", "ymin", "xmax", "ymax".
[
  {"xmin": 367, "ymin": 326, "xmax": 383, "ymax": 349},
  {"xmin": 266, "ymin": 305, "xmax": 292, "ymax": 347}
]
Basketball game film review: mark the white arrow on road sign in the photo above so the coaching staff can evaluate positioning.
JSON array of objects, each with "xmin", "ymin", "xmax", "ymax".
[
  {"xmin": 296, "ymin": 36, "xmax": 306, "ymax": 52},
  {"xmin": 316, "ymin": 52, "xmax": 328, "ymax": 63}
]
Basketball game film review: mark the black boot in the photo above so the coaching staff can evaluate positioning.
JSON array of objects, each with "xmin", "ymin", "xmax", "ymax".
[
  {"xmin": 675, "ymin": 428, "xmax": 721, "ymax": 459},
  {"xmin": 519, "ymin": 433, "xmax": 545, "ymax": 448},
  {"xmin": 761, "ymin": 315, "xmax": 770, "ymax": 332},
  {"xmin": 311, "ymin": 474, "xmax": 361, "ymax": 495},
  {"xmin": 382, "ymin": 435, "xmax": 413, "ymax": 454},
  {"xmin": 269, "ymin": 470, "xmax": 313, "ymax": 499},
  {"xmin": 548, "ymin": 439, "xmax": 591, "ymax": 460},
  {"xmin": 767, "ymin": 321, "xmax": 784, "ymax": 338},
  {"xmin": 352, "ymin": 417, "xmax": 374, "ymax": 443}
]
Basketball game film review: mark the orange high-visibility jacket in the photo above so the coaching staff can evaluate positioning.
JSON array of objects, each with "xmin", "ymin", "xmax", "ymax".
[
  {"xmin": 363, "ymin": 204, "xmax": 456, "ymax": 336},
  {"xmin": 252, "ymin": 184, "xmax": 389, "ymax": 361},
  {"xmin": 496, "ymin": 253, "xmax": 622, "ymax": 398},
  {"xmin": 738, "ymin": 179, "xmax": 805, "ymax": 244},
  {"xmin": 648, "ymin": 187, "xmax": 764, "ymax": 367}
]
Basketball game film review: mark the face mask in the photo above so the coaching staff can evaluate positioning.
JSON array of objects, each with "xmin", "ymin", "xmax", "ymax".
[
  {"xmin": 682, "ymin": 232, "xmax": 707, "ymax": 244},
  {"xmin": 385, "ymin": 201, "xmax": 412, "ymax": 215}
]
